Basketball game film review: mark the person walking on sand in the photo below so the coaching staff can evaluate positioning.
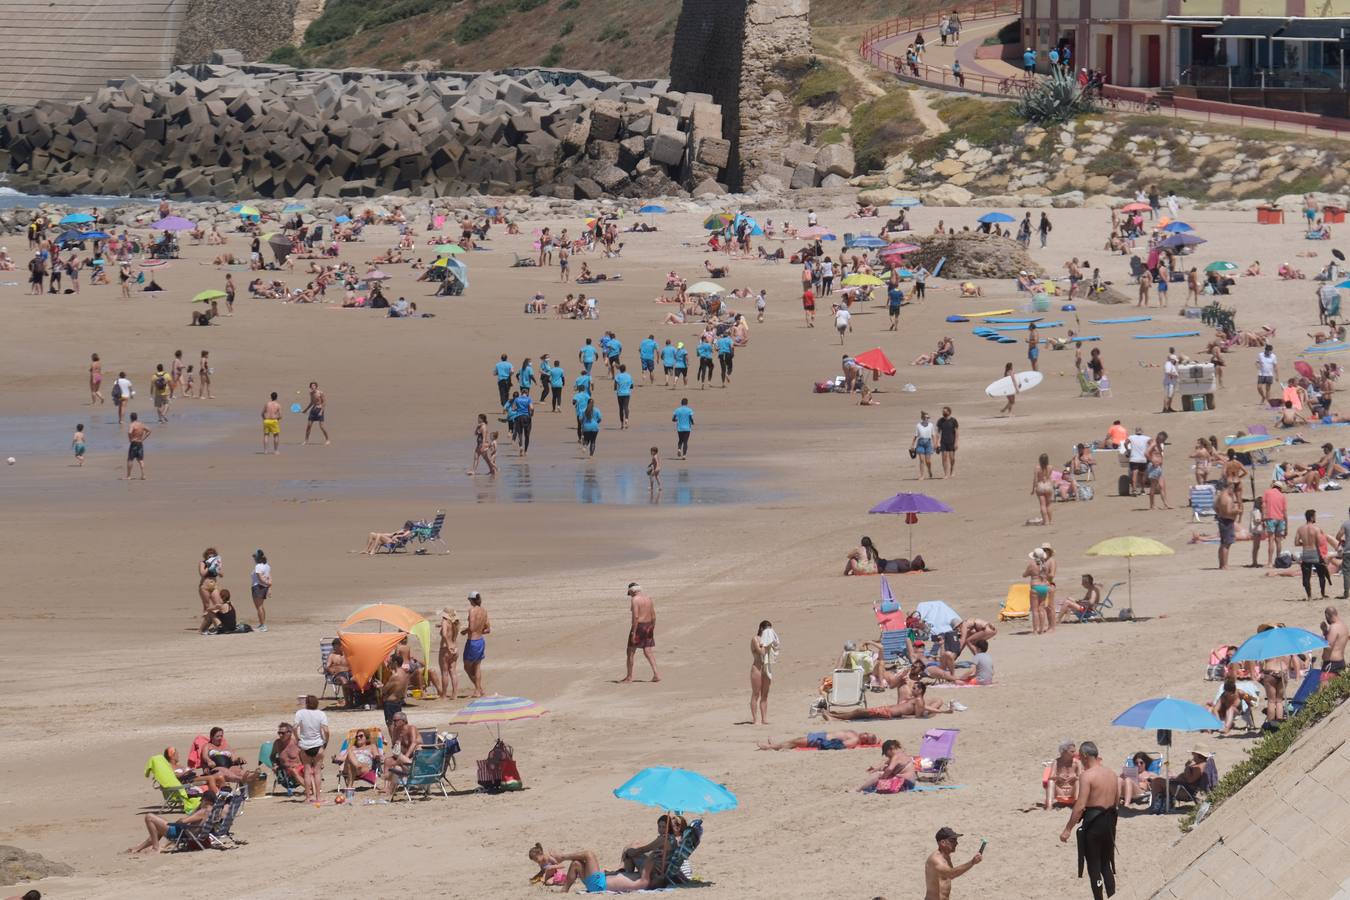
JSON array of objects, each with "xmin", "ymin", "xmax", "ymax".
[
  {"xmin": 1027, "ymin": 322, "xmax": 1041, "ymax": 372},
  {"xmin": 750, "ymin": 620, "xmax": 779, "ymax": 724},
  {"xmin": 912, "ymin": 410, "xmax": 936, "ymax": 480},
  {"xmin": 113, "ymin": 371, "xmax": 133, "ymax": 425},
  {"xmin": 261, "ymin": 392, "xmax": 282, "ymax": 454},
  {"xmin": 250, "ymin": 549, "xmax": 271, "ymax": 632},
  {"xmin": 1033, "ymin": 454, "xmax": 1054, "ymax": 526},
  {"xmin": 467, "ymin": 413, "xmax": 490, "ymax": 474},
  {"xmin": 224, "ymin": 272, "xmax": 235, "ymax": 315},
  {"xmin": 1038, "ymin": 212, "xmax": 1053, "ymax": 248},
  {"xmin": 198, "ymin": 350, "xmax": 213, "ymax": 399},
  {"xmin": 621, "ymin": 582, "xmax": 660, "ymax": 683},
  {"xmin": 673, "ymin": 398, "xmax": 694, "ymax": 459},
  {"xmin": 1061, "ymin": 741, "xmax": 1119, "ymax": 900},
  {"xmin": 1296, "ymin": 509, "xmax": 1331, "ymax": 601},
  {"xmin": 1146, "ymin": 431, "xmax": 1170, "ymax": 510},
  {"xmin": 89, "ymin": 353, "xmax": 104, "ymax": 405},
  {"xmin": 170, "ymin": 350, "xmax": 185, "ymax": 400},
  {"xmin": 125, "ymin": 412, "xmax": 150, "ymax": 480},
  {"xmin": 463, "ymin": 591, "xmax": 490, "ymax": 697},
  {"xmin": 302, "ymin": 382, "xmax": 329, "ymax": 445},
  {"xmin": 999, "ymin": 362, "xmax": 1019, "ymax": 417},
  {"xmin": 924, "ymin": 827, "xmax": 981, "ymax": 900},
  {"xmin": 937, "ymin": 406, "xmax": 959, "ymax": 477},
  {"xmin": 72, "ymin": 422, "xmax": 86, "ymax": 466},
  {"xmin": 647, "ymin": 446, "xmax": 662, "ymax": 494},
  {"xmin": 1256, "ymin": 344, "xmax": 1278, "ymax": 405},
  {"xmin": 437, "ymin": 607, "xmax": 461, "ymax": 700}
]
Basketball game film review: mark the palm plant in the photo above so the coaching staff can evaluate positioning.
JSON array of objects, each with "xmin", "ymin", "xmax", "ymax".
[{"xmin": 1014, "ymin": 68, "xmax": 1097, "ymax": 125}]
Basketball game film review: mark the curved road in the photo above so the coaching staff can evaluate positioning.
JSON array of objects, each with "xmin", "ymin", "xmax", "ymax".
[{"xmin": 871, "ymin": 16, "xmax": 1022, "ymax": 86}]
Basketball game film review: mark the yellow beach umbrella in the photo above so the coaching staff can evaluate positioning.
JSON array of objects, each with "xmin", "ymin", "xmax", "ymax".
[
  {"xmin": 841, "ymin": 273, "xmax": 885, "ymax": 287},
  {"xmin": 1085, "ymin": 536, "xmax": 1174, "ymax": 619}
]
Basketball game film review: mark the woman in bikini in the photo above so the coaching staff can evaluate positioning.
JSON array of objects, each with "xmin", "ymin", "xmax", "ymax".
[
  {"xmin": 1118, "ymin": 751, "xmax": 1157, "ymax": 804},
  {"xmin": 437, "ymin": 607, "xmax": 461, "ymax": 700},
  {"xmin": 1025, "ymin": 548, "xmax": 1051, "ymax": 635},
  {"xmin": 1044, "ymin": 740, "xmax": 1082, "ymax": 810},
  {"xmin": 1032, "ymin": 453, "xmax": 1055, "ymax": 525},
  {"xmin": 1190, "ymin": 438, "xmax": 1213, "ymax": 485},
  {"xmin": 466, "ymin": 413, "xmax": 489, "ymax": 475},
  {"xmin": 749, "ymin": 621, "xmax": 777, "ymax": 725},
  {"xmin": 198, "ymin": 548, "xmax": 222, "ymax": 614},
  {"xmin": 335, "ymin": 729, "xmax": 381, "ymax": 789},
  {"xmin": 89, "ymin": 352, "xmax": 104, "ymax": 405}
]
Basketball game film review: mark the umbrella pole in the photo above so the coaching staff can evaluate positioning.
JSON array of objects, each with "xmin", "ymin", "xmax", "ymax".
[{"xmin": 1128, "ymin": 557, "xmax": 1134, "ymax": 619}]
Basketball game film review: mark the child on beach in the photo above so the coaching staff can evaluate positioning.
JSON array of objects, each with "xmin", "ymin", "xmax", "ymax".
[
  {"xmin": 485, "ymin": 431, "xmax": 500, "ymax": 475},
  {"xmin": 183, "ymin": 366, "xmax": 195, "ymax": 396},
  {"xmin": 647, "ymin": 446, "xmax": 661, "ymax": 492},
  {"xmin": 72, "ymin": 423, "xmax": 86, "ymax": 466}
]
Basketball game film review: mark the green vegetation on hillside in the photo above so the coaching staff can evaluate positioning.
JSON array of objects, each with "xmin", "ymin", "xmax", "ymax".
[
  {"xmin": 910, "ymin": 96, "xmax": 1021, "ymax": 162},
  {"xmin": 851, "ymin": 89, "xmax": 925, "ymax": 172}
]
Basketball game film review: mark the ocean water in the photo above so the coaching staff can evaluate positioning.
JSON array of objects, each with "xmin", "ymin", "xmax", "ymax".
[{"xmin": 0, "ymin": 185, "xmax": 154, "ymax": 211}]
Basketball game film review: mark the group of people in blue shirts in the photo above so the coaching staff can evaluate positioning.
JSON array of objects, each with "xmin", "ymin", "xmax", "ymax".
[{"xmin": 490, "ymin": 331, "xmax": 698, "ymax": 460}]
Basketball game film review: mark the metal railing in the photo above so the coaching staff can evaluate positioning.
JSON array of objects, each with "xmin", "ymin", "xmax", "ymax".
[{"xmin": 858, "ymin": 3, "xmax": 1021, "ymax": 95}]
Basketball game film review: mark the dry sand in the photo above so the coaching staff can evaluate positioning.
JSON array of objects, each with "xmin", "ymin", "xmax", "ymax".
[{"xmin": 0, "ymin": 201, "xmax": 1344, "ymax": 899}]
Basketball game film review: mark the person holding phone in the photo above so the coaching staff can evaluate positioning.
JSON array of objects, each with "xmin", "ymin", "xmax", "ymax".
[{"xmin": 925, "ymin": 826, "xmax": 981, "ymax": 899}]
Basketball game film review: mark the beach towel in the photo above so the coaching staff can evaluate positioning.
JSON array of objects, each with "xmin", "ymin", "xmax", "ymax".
[
  {"xmin": 999, "ymin": 584, "xmax": 1031, "ymax": 620},
  {"xmin": 863, "ymin": 783, "xmax": 963, "ymax": 794},
  {"xmin": 1133, "ymin": 331, "xmax": 1200, "ymax": 339},
  {"xmin": 1090, "ymin": 316, "xmax": 1153, "ymax": 324}
]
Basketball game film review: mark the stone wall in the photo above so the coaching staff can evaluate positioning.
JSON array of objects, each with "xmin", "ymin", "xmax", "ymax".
[
  {"xmin": 174, "ymin": 0, "xmax": 299, "ymax": 64},
  {"xmin": 670, "ymin": 0, "xmax": 811, "ymax": 189}
]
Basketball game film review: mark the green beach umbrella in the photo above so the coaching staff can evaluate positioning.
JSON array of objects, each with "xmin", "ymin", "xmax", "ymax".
[
  {"xmin": 1205, "ymin": 261, "xmax": 1237, "ymax": 273},
  {"xmin": 435, "ymin": 244, "xmax": 466, "ymax": 255},
  {"xmin": 192, "ymin": 289, "xmax": 227, "ymax": 303}
]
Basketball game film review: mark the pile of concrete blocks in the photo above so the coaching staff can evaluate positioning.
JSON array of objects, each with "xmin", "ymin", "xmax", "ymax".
[
  {"xmin": 0, "ymin": 63, "xmax": 740, "ymax": 201},
  {"xmin": 750, "ymin": 139, "xmax": 855, "ymax": 193}
]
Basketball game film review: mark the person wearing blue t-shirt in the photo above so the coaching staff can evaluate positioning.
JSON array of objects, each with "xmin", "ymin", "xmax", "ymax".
[
  {"xmin": 494, "ymin": 354, "xmax": 514, "ymax": 406},
  {"xmin": 1022, "ymin": 47, "xmax": 1036, "ymax": 75},
  {"xmin": 887, "ymin": 284, "xmax": 904, "ymax": 331},
  {"xmin": 572, "ymin": 387, "xmax": 590, "ymax": 442},
  {"xmin": 614, "ymin": 364, "xmax": 634, "ymax": 428},
  {"xmin": 537, "ymin": 356, "xmax": 552, "ymax": 406},
  {"xmin": 549, "ymin": 362, "xmax": 566, "ymax": 412},
  {"xmin": 639, "ymin": 335, "xmax": 659, "ymax": 385},
  {"xmin": 579, "ymin": 338, "xmax": 598, "ymax": 375},
  {"xmin": 580, "ymin": 400, "xmax": 602, "ymax": 457},
  {"xmin": 674, "ymin": 342, "xmax": 689, "ymax": 386},
  {"xmin": 511, "ymin": 392, "xmax": 534, "ymax": 455},
  {"xmin": 504, "ymin": 390, "xmax": 521, "ymax": 445},
  {"xmin": 606, "ymin": 334, "xmax": 623, "ymax": 374},
  {"xmin": 660, "ymin": 340, "xmax": 678, "ymax": 386},
  {"xmin": 576, "ymin": 371, "xmax": 592, "ymax": 395},
  {"xmin": 672, "ymin": 399, "xmax": 694, "ymax": 458},
  {"xmin": 695, "ymin": 338, "xmax": 715, "ymax": 388},
  {"xmin": 716, "ymin": 334, "xmax": 734, "ymax": 386},
  {"xmin": 518, "ymin": 358, "xmax": 535, "ymax": 398}
]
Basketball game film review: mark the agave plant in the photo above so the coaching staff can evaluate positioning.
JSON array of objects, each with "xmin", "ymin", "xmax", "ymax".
[{"xmin": 1014, "ymin": 68, "xmax": 1098, "ymax": 125}]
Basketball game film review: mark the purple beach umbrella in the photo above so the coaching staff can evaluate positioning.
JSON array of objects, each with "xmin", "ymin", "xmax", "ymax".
[
  {"xmin": 151, "ymin": 216, "xmax": 195, "ymax": 231},
  {"xmin": 869, "ymin": 492, "xmax": 953, "ymax": 554}
]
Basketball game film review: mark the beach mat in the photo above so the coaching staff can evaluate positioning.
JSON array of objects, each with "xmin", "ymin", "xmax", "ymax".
[
  {"xmin": 1090, "ymin": 316, "xmax": 1153, "ymax": 324},
  {"xmin": 1133, "ymin": 331, "xmax": 1201, "ymax": 339},
  {"xmin": 1306, "ymin": 343, "xmax": 1350, "ymax": 353},
  {"xmin": 862, "ymin": 783, "xmax": 965, "ymax": 794}
]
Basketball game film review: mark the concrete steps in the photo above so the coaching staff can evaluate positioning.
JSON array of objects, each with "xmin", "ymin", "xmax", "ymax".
[{"xmin": 0, "ymin": 0, "xmax": 187, "ymax": 108}]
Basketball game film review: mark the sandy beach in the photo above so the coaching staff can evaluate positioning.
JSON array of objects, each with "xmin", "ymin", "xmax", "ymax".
[{"xmin": 1, "ymin": 198, "xmax": 1345, "ymax": 899}]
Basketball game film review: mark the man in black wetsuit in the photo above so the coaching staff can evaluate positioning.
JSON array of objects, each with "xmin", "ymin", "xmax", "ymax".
[{"xmin": 1060, "ymin": 740, "xmax": 1119, "ymax": 899}]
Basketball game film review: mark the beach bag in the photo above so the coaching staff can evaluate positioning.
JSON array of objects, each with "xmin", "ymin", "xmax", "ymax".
[
  {"xmin": 111, "ymin": 382, "xmax": 123, "ymax": 402},
  {"xmin": 1273, "ymin": 552, "xmax": 1294, "ymax": 569},
  {"xmin": 1078, "ymin": 484, "xmax": 1094, "ymax": 501}
]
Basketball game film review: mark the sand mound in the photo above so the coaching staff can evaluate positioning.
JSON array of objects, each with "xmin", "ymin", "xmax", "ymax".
[
  {"xmin": 902, "ymin": 233, "xmax": 1041, "ymax": 279},
  {"xmin": 0, "ymin": 846, "xmax": 73, "ymax": 886}
]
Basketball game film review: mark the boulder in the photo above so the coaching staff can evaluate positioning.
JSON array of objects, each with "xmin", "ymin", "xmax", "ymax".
[
  {"xmin": 815, "ymin": 143, "xmax": 855, "ymax": 178},
  {"xmin": 920, "ymin": 184, "xmax": 974, "ymax": 206}
]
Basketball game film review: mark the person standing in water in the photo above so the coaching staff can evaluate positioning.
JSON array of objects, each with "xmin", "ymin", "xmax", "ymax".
[
  {"xmin": 89, "ymin": 353, "xmax": 104, "ymax": 405},
  {"xmin": 673, "ymin": 398, "xmax": 694, "ymax": 459}
]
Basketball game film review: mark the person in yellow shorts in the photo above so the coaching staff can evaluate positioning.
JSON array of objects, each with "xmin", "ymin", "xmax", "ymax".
[{"xmin": 261, "ymin": 391, "xmax": 283, "ymax": 454}]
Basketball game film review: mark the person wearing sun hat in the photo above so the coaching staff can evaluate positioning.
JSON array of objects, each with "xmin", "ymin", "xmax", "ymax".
[{"xmin": 925, "ymin": 825, "xmax": 981, "ymax": 899}]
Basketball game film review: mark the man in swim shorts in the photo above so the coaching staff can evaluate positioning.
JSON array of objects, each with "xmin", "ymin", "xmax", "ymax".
[
  {"xmin": 622, "ymin": 582, "xmax": 661, "ymax": 682},
  {"xmin": 303, "ymin": 381, "xmax": 330, "ymax": 445},
  {"xmin": 756, "ymin": 730, "xmax": 877, "ymax": 751},
  {"xmin": 261, "ymin": 391, "xmax": 282, "ymax": 454},
  {"xmin": 1215, "ymin": 483, "xmax": 1239, "ymax": 570},
  {"xmin": 125, "ymin": 412, "xmax": 150, "ymax": 480},
  {"xmin": 464, "ymin": 591, "xmax": 491, "ymax": 697},
  {"xmin": 381, "ymin": 656, "xmax": 410, "ymax": 728}
]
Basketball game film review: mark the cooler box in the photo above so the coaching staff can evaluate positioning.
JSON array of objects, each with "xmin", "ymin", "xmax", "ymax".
[
  {"xmin": 1257, "ymin": 206, "xmax": 1284, "ymax": 225},
  {"xmin": 1325, "ymin": 206, "xmax": 1346, "ymax": 224},
  {"xmin": 1178, "ymin": 363, "xmax": 1216, "ymax": 395}
]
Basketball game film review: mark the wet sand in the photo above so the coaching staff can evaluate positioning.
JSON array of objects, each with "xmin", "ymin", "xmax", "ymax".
[{"xmin": 0, "ymin": 201, "xmax": 1343, "ymax": 898}]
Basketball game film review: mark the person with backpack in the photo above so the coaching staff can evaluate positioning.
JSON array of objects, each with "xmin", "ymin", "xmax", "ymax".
[
  {"xmin": 151, "ymin": 364, "xmax": 171, "ymax": 423},
  {"xmin": 113, "ymin": 371, "xmax": 133, "ymax": 425}
]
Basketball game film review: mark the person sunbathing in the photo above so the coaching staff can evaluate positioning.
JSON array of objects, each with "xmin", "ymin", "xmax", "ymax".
[
  {"xmin": 127, "ymin": 797, "xmax": 219, "ymax": 853},
  {"xmin": 1244, "ymin": 260, "xmax": 1262, "ymax": 277},
  {"xmin": 822, "ymin": 682, "xmax": 961, "ymax": 720},
  {"xmin": 756, "ymin": 729, "xmax": 878, "ymax": 750},
  {"xmin": 959, "ymin": 281, "xmax": 983, "ymax": 297},
  {"xmin": 1211, "ymin": 677, "xmax": 1260, "ymax": 735},
  {"xmin": 159, "ymin": 746, "xmax": 228, "ymax": 797},
  {"xmin": 1058, "ymin": 573, "xmax": 1103, "ymax": 620},
  {"xmin": 1308, "ymin": 324, "xmax": 1347, "ymax": 344},
  {"xmin": 334, "ymin": 729, "xmax": 381, "ymax": 788},
  {"xmin": 913, "ymin": 336, "xmax": 954, "ymax": 366},
  {"xmin": 703, "ymin": 259, "xmax": 729, "ymax": 279},
  {"xmin": 528, "ymin": 846, "xmax": 656, "ymax": 893},
  {"xmin": 200, "ymin": 728, "xmax": 264, "ymax": 787},
  {"xmin": 858, "ymin": 739, "xmax": 917, "ymax": 792},
  {"xmin": 1147, "ymin": 750, "xmax": 1211, "ymax": 805},
  {"xmin": 1118, "ymin": 751, "xmax": 1157, "ymax": 805},
  {"xmin": 868, "ymin": 659, "xmax": 927, "ymax": 697},
  {"xmin": 1043, "ymin": 740, "xmax": 1081, "ymax": 810},
  {"xmin": 325, "ymin": 637, "xmax": 358, "ymax": 706},
  {"xmin": 616, "ymin": 815, "xmax": 681, "ymax": 878},
  {"xmin": 365, "ymin": 521, "xmax": 417, "ymax": 554},
  {"xmin": 1278, "ymin": 262, "xmax": 1307, "ymax": 280},
  {"xmin": 271, "ymin": 723, "xmax": 305, "ymax": 788}
]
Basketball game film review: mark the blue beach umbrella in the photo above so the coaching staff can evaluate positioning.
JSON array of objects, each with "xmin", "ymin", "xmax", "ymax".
[
  {"xmin": 81, "ymin": 230, "xmax": 110, "ymax": 240},
  {"xmin": 847, "ymin": 235, "xmax": 889, "ymax": 249},
  {"xmin": 1334, "ymin": 279, "xmax": 1350, "ymax": 289},
  {"xmin": 613, "ymin": 767, "xmax": 738, "ymax": 815},
  {"xmin": 890, "ymin": 197, "xmax": 922, "ymax": 207},
  {"xmin": 977, "ymin": 212, "xmax": 1015, "ymax": 224},
  {"xmin": 1158, "ymin": 233, "xmax": 1207, "ymax": 249},
  {"xmin": 59, "ymin": 213, "xmax": 95, "ymax": 225},
  {"xmin": 1112, "ymin": 697, "xmax": 1221, "ymax": 731},
  {"xmin": 1230, "ymin": 627, "xmax": 1328, "ymax": 663},
  {"xmin": 1161, "ymin": 221, "xmax": 1194, "ymax": 233},
  {"xmin": 637, "ymin": 204, "xmax": 668, "ymax": 214},
  {"xmin": 56, "ymin": 231, "xmax": 89, "ymax": 245}
]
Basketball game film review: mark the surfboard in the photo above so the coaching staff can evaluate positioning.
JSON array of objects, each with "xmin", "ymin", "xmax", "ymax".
[
  {"xmin": 985, "ymin": 370, "xmax": 1044, "ymax": 397},
  {"xmin": 984, "ymin": 316, "xmax": 1044, "ymax": 324},
  {"xmin": 989, "ymin": 321, "xmax": 1064, "ymax": 331},
  {"xmin": 1089, "ymin": 316, "xmax": 1153, "ymax": 324},
  {"xmin": 959, "ymin": 309, "xmax": 1015, "ymax": 318},
  {"xmin": 1132, "ymin": 331, "xmax": 1200, "ymax": 339}
]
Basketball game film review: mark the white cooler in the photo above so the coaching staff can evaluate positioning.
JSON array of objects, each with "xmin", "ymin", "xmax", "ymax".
[{"xmin": 1179, "ymin": 363, "xmax": 1216, "ymax": 412}]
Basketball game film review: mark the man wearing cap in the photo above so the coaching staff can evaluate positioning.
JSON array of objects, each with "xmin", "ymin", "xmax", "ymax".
[
  {"xmin": 1060, "ymin": 740, "xmax": 1119, "ymax": 899},
  {"xmin": 621, "ymin": 583, "xmax": 660, "ymax": 683},
  {"xmin": 464, "ymin": 591, "xmax": 491, "ymax": 697},
  {"xmin": 924, "ymin": 826, "xmax": 981, "ymax": 899}
]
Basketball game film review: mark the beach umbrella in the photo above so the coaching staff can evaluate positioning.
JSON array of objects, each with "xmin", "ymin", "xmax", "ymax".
[
  {"xmin": 1085, "ymin": 536, "xmax": 1173, "ymax": 619},
  {"xmin": 56, "ymin": 231, "xmax": 88, "ymax": 245},
  {"xmin": 1158, "ymin": 234, "xmax": 1207, "ymax": 249},
  {"xmin": 1306, "ymin": 342, "xmax": 1350, "ymax": 353},
  {"xmin": 614, "ymin": 767, "xmax": 738, "ymax": 815},
  {"xmin": 687, "ymin": 281, "xmax": 724, "ymax": 295},
  {"xmin": 436, "ymin": 256, "xmax": 470, "ymax": 290},
  {"xmin": 841, "ymin": 273, "xmax": 885, "ymax": 287},
  {"xmin": 914, "ymin": 600, "xmax": 962, "ymax": 634},
  {"xmin": 1335, "ymin": 279, "xmax": 1350, "ymax": 289},
  {"xmin": 638, "ymin": 204, "xmax": 668, "ymax": 214},
  {"xmin": 343, "ymin": 602, "xmax": 431, "ymax": 663},
  {"xmin": 1161, "ymin": 221, "xmax": 1194, "ymax": 233},
  {"xmin": 283, "ymin": 203, "xmax": 306, "ymax": 213},
  {"xmin": 336, "ymin": 631, "xmax": 407, "ymax": 691},
  {"xmin": 1112, "ymin": 696, "xmax": 1219, "ymax": 811},
  {"xmin": 869, "ymin": 491, "xmax": 953, "ymax": 554},
  {"xmin": 882, "ymin": 242, "xmax": 920, "ymax": 254},
  {"xmin": 435, "ymin": 243, "xmax": 466, "ymax": 255},
  {"xmin": 1121, "ymin": 202, "xmax": 1151, "ymax": 212},
  {"xmin": 1295, "ymin": 360, "xmax": 1316, "ymax": 380},
  {"xmin": 1205, "ymin": 261, "xmax": 1237, "ymax": 273},
  {"xmin": 151, "ymin": 216, "xmax": 195, "ymax": 231},
  {"xmin": 847, "ymin": 235, "xmax": 889, "ymax": 249},
  {"xmin": 81, "ymin": 230, "xmax": 110, "ymax": 240},
  {"xmin": 59, "ymin": 212, "xmax": 95, "ymax": 225},
  {"xmin": 799, "ymin": 225, "xmax": 836, "ymax": 239},
  {"xmin": 268, "ymin": 233, "xmax": 292, "ymax": 264},
  {"xmin": 853, "ymin": 347, "xmax": 897, "ymax": 376},
  {"xmin": 890, "ymin": 197, "xmax": 922, "ymax": 207},
  {"xmin": 1224, "ymin": 434, "xmax": 1283, "ymax": 451},
  {"xmin": 702, "ymin": 213, "xmax": 734, "ymax": 230},
  {"xmin": 235, "ymin": 205, "xmax": 261, "ymax": 219},
  {"xmin": 977, "ymin": 212, "xmax": 1015, "ymax": 224},
  {"xmin": 1230, "ymin": 626, "xmax": 1328, "ymax": 663},
  {"xmin": 335, "ymin": 215, "xmax": 352, "ymax": 224},
  {"xmin": 450, "ymin": 695, "xmax": 549, "ymax": 739},
  {"xmin": 364, "ymin": 269, "xmax": 391, "ymax": 281},
  {"xmin": 192, "ymin": 289, "xmax": 226, "ymax": 303}
]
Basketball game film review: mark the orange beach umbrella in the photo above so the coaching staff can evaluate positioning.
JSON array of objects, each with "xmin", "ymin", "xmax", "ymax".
[{"xmin": 337, "ymin": 631, "xmax": 407, "ymax": 690}]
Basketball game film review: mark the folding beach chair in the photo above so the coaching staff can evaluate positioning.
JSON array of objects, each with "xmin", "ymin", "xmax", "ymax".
[
  {"xmin": 662, "ymin": 819, "xmax": 703, "ymax": 886},
  {"xmin": 828, "ymin": 667, "xmax": 867, "ymax": 710},
  {"xmin": 1286, "ymin": 667, "xmax": 1323, "ymax": 716},
  {"xmin": 319, "ymin": 637, "xmax": 345, "ymax": 702},
  {"xmin": 1077, "ymin": 371, "xmax": 1101, "ymax": 398},
  {"xmin": 399, "ymin": 746, "xmax": 450, "ymax": 801},
  {"xmin": 335, "ymin": 727, "xmax": 387, "ymax": 791},
  {"xmin": 915, "ymin": 728, "xmax": 959, "ymax": 782},
  {"xmin": 145, "ymin": 754, "xmax": 202, "ymax": 814},
  {"xmin": 1121, "ymin": 756, "xmax": 1163, "ymax": 808},
  {"xmin": 174, "ymin": 791, "xmax": 244, "ymax": 851},
  {"xmin": 410, "ymin": 510, "xmax": 447, "ymax": 553},
  {"xmin": 999, "ymin": 584, "xmax": 1031, "ymax": 621},
  {"xmin": 259, "ymin": 741, "xmax": 299, "ymax": 797},
  {"xmin": 880, "ymin": 628, "xmax": 915, "ymax": 664},
  {"xmin": 1190, "ymin": 484, "xmax": 1216, "ymax": 522},
  {"xmin": 512, "ymin": 252, "xmax": 538, "ymax": 267},
  {"xmin": 419, "ymin": 729, "xmax": 462, "ymax": 792}
]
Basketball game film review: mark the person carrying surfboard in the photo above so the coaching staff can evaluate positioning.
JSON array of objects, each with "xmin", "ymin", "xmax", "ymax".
[{"xmin": 999, "ymin": 363, "xmax": 1018, "ymax": 417}]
